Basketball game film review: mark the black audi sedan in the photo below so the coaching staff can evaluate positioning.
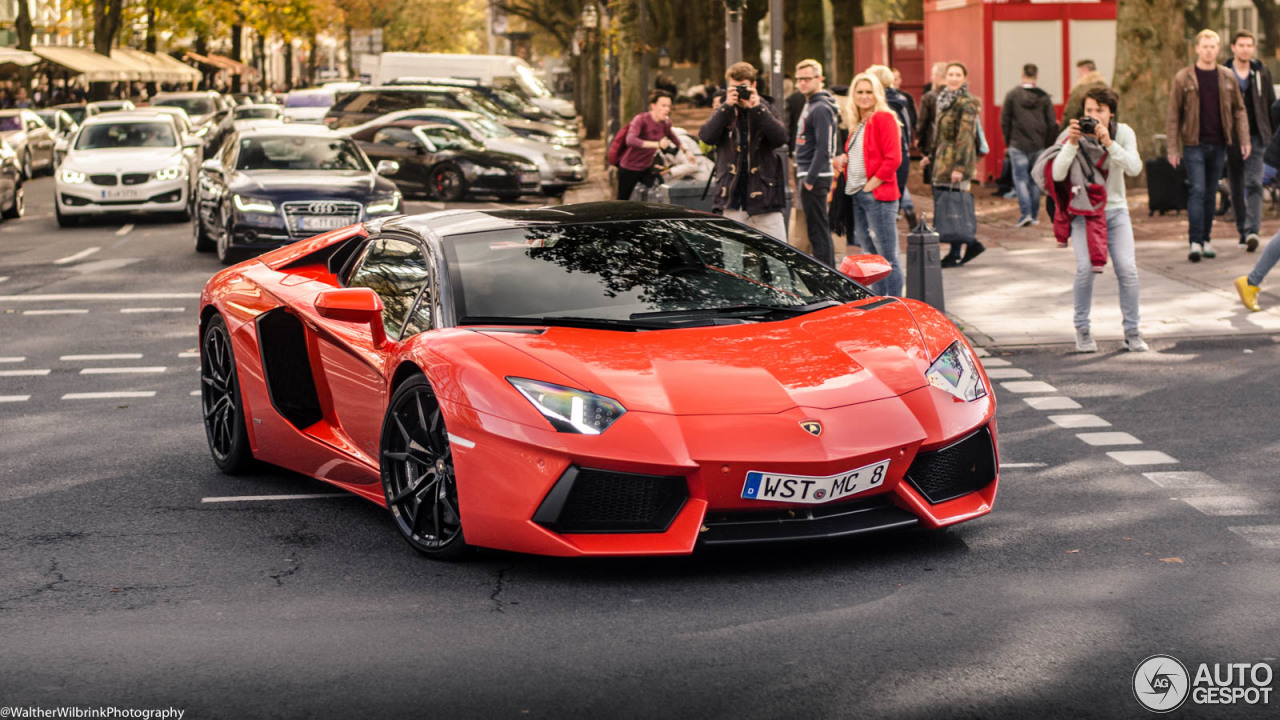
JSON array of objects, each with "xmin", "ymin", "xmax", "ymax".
[
  {"xmin": 192, "ymin": 125, "xmax": 402, "ymax": 265},
  {"xmin": 348, "ymin": 120, "xmax": 539, "ymax": 201}
]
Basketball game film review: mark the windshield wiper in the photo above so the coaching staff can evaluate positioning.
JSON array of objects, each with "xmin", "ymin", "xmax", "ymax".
[
  {"xmin": 457, "ymin": 315, "xmax": 668, "ymax": 331},
  {"xmin": 630, "ymin": 300, "xmax": 844, "ymax": 321}
]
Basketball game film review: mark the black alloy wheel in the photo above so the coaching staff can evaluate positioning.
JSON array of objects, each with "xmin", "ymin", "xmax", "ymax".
[
  {"xmin": 216, "ymin": 202, "xmax": 244, "ymax": 265},
  {"xmin": 2, "ymin": 183, "xmax": 23, "ymax": 219},
  {"xmin": 192, "ymin": 199, "xmax": 214, "ymax": 252},
  {"xmin": 430, "ymin": 164, "xmax": 467, "ymax": 202},
  {"xmin": 201, "ymin": 314, "xmax": 255, "ymax": 474},
  {"xmin": 380, "ymin": 376, "xmax": 467, "ymax": 559},
  {"xmin": 20, "ymin": 150, "xmax": 31, "ymax": 180}
]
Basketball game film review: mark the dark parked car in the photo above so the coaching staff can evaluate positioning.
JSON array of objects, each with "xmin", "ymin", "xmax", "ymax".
[
  {"xmin": 191, "ymin": 125, "xmax": 403, "ymax": 265},
  {"xmin": 386, "ymin": 76, "xmax": 576, "ymax": 131},
  {"xmin": 151, "ymin": 91, "xmax": 229, "ymax": 129},
  {"xmin": 348, "ymin": 120, "xmax": 539, "ymax": 201},
  {"xmin": 324, "ymin": 85, "xmax": 579, "ymax": 148}
]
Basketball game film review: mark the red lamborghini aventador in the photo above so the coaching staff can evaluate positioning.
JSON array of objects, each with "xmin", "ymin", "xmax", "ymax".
[{"xmin": 199, "ymin": 202, "xmax": 998, "ymax": 559}]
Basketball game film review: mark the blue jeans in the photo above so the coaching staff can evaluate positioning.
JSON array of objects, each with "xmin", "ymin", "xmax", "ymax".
[
  {"xmin": 1072, "ymin": 209, "xmax": 1140, "ymax": 334},
  {"xmin": 1008, "ymin": 147, "xmax": 1041, "ymax": 220},
  {"xmin": 1227, "ymin": 133, "xmax": 1265, "ymax": 237},
  {"xmin": 1247, "ymin": 227, "xmax": 1280, "ymax": 287},
  {"xmin": 852, "ymin": 191, "xmax": 903, "ymax": 297},
  {"xmin": 1183, "ymin": 144, "xmax": 1227, "ymax": 246}
]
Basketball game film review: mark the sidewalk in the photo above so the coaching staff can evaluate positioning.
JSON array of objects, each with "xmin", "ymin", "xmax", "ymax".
[{"xmin": 560, "ymin": 107, "xmax": 1280, "ymax": 350}]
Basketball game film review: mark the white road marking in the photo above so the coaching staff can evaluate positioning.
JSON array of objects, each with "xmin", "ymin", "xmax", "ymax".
[
  {"xmin": 1229, "ymin": 526, "xmax": 1280, "ymax": 548},
  {"xmin": 1183, "ymin": 496, "xmax": 1267, "ymax": 517},
  {"xmin": 201, "ymin": 493, "xmax": 351, "ymax": 503},
  {"xmin": 0, "ymin": 276, "xmax": 8, "ymax": 283},
  {"xmin": 189, "ymin": 390, "xmax": 200, "ymax": 396},
  {"xmin": 53, "ymin": 247, "xmax": 100, "ymax": 265},
  {"xmin": 1001, "ymin": 462, "xmax": 1048, "ymax": 468},
  {"xmin": 178, "ymin": 352, "xmax": 199, "ymax": 358},
  {"xmin": 62, "ymin": 391, "xmax": 156, "ymax": 400},
  {"xmin": 1049, "ymin": 414, "xmax": 1111, "ymax": 428},
  {"xmin": 0, "ymin": 395, "xmax": 30, "ymax": 402},
  {"xmin": 0, "ymin": 356, "xmax": 24, "ymax": 363},
  {"xmin": 0, "ymin": 369, "xmax": 50, "ymax": 377},
  {"xmin": 115, "ymin": 223, "xmax": 134, "ymax": 236},
  {"xmin": 1143, "ymin": 472, "xmax": 1223, "ymax": 489},
  {"xmin": 447, "ymin": 433, "xmax": 476, "ymax": 449},
  {"xmin": 61, "ymin": 353, "xmax": 143, "ymax": 361},
  {"xmin": 1107, "ymin": 450, "xmax": 1178, "ymax": 466},
  {"xmin": 1076, "ymin": 432, "xmax": 1142, "ymax": 446},
  {"xmin": 1023, "ymin": 396, "xmax": 1082, "ymax": 410},
  {"xmin": 979, "ymin": 357, "xmax": 1012, "ymax": 367},
  {"xmin": 1002, "ymin": 381, "xmax": 1058, "ymax": 394},
  {"xmin": 120, "ymin": 307, "xmax": 185, "ymax": 313},
  {"xmin": 0, "ymin": 293, "xmax": 200, "ymax": 302},
  {"xmin": 973, "ymin": 347, "xmax": 990, "ymax": 357},
  {"xmin": 23, "ymin": 309, "xmax": 88, "ymax": 315},
  {"xmin": 985, "ymin": 368, "xmax": 1032, "ymax": 379},
  {"xmin": 79, "ymin": 366, "xmax": 166, "ymax": 375}
]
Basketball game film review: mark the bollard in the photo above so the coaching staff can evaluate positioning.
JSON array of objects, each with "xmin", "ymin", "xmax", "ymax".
[{"xmin": 906, "ymin": 214, "xmax": 945, "ymax": 312}]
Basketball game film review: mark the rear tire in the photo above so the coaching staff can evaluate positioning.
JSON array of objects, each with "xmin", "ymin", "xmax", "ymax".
[
  {"xmin": 430, "ymin": 164, "xmax": 467, "ymax": 202},
  {"xmin": 201, "ymin": 314, "xmax": 256, "ymax": 474}
]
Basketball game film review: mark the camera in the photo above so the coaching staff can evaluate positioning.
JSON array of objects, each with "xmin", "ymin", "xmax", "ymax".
[
  {"xmin": 735, "ymin": 84, "xmax": 752, "ymax": 102},
  {"xmin": 1078, "ymin": 116, "xmax": 1098, "ymax": 135}
]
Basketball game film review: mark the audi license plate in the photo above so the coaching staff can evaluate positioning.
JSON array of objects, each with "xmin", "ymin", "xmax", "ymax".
[
  {"xmin": 298, "ymin": 216, "xmax": 352, "ymax": 232},
  {"xmin": 101, "ymin": 188, "xmax": 143, "ymax": 201},
  {"xmin": 741, "ymin": 459, "xmax": 890, "ymax": 504}
]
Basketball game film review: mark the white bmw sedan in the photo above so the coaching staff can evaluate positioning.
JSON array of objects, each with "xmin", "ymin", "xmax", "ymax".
[{"xmin": 55, "ymin": 113, "xmax": 201, "ymax": 227}]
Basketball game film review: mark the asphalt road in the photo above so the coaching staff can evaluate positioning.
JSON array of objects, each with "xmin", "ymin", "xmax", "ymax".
[{"xmin": 1, "ymin": 178, "xmax": 1278, "ymax": 719}]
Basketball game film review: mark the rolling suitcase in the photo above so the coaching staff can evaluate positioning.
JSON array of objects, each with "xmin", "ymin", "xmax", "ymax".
[{"xmin": 1147, "ymin": 134, "xmax": 1188, "ymax": 216}]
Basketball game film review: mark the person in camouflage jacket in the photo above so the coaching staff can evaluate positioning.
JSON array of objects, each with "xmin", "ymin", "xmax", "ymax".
[{"xmin": 928, "ymin": 62, "xmax": 984, "ymax": 265}]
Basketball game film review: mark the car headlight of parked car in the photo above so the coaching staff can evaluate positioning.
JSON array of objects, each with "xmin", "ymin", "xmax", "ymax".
[
  {"xmin": 60, "ymin": 169, "xmax": 87, "ymax": 184},
  {"xmin": 232, "ymin": 194, "xmax": 276, "ymax": 214},
  {"xmin": 366, "ymin": 194, "xmax": 401, "ymax": 214},
  {"xmin": 507, "ymin": 377, "xmax": 626, "ymax": 435},
  {"xmin": 925, "ymin": 341, "xmax": 988, "ymax": 402},
  {"xmin": 549, "ymin": 134, "xmax": 579, "ymax": 147},
  {"xmin": 154, "ymin": 166, "xmax": 183, "ymax": 181}
]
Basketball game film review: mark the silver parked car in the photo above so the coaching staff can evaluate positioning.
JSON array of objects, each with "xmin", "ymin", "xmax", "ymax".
[{"xmin": 0, "ymin": 109, "xmax": 55, "ymax": 178}]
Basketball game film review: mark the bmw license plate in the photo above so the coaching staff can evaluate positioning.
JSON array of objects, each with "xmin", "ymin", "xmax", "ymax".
[
  {"xmin": 298, "ymin": 216, "xmax": 351, "ymax": 231},
  {"xmin": 101, "ymin": 188, "xmax": 143, "ymax": 200},
  {"xmin": 741, "ymin": 459, "xmax": 890, "ymax": 504}
]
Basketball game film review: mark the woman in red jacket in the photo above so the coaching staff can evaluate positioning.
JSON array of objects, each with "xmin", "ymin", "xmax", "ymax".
[{"xmin": 835, "ymin": 72, "xmax": 903, "ymax": 296}]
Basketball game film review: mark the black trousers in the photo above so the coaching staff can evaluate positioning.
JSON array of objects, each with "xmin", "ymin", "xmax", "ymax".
[
  {"xmin": 800, "ymin": 175, "xmax": 835, "ymax": 266},
  {"xmin": 617, "ymin": 167, "xmax": 650, "ymax": 201}
]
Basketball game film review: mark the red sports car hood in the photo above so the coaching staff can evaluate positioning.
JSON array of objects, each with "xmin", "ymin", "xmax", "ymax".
[{"xmin": 475, "ymin": 302, "xmax": 934, "ymax": 415}]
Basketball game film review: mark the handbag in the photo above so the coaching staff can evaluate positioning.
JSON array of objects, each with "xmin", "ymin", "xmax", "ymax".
[{"xmin": 932, "ymin": 185, "xmax": 977, "ymax": 244}]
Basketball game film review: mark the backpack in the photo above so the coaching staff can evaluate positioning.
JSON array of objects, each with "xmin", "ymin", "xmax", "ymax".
[{"xmin": 606, "ymin": 118, "xmax": 634, "ymax": 167}]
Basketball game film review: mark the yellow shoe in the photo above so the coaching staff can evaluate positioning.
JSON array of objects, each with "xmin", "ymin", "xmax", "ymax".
[{"xmin": 1235, "ymin": 276, "xmax": 1262, "ymax": 312}]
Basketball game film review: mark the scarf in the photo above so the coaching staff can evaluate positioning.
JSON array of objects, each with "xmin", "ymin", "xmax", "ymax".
[{"xmin": 936, "ymin": 84, "xmax": 969, "ymax": 113}]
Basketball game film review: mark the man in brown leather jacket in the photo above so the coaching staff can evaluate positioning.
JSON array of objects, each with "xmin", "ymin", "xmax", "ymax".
[{"xmin": 1167, "ymin": 29, "xmax": 1250, "ymax": 262}]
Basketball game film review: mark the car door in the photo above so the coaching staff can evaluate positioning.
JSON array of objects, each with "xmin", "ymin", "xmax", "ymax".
[
  {"xmin": 23, "ymin": 112, "xmax": 53, "ymax": 168},
  {"xmin": 366, "ymin": 127, "xmax": 430, "ymax": 196},
  {"xmin": 315, "ymin": 232, "xmax": 436, "ymax": 465}
]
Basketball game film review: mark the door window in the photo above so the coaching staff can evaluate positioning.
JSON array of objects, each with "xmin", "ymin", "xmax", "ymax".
[
  {"xmin": 345, "ymin": 236, "xmax": 432, "ymax": 339},
  {"xmin": 372, "ymin": 127, "xmax": 419, "ymax": 149}
]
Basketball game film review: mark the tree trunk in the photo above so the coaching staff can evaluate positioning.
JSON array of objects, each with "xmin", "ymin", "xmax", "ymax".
[
  {"xmin": 285, "ymin": 42, "xmax": 294, "ymax": 91},
  {"xmin": 307, "ymin": 33, "xmax": 319, "ymax": 86},
  {"xmin": 145, "ymin": 0, "xmax": 157, "ymax": 96},
  {"xmin": 831, "ymin": 0, "xmax": 864, "ymax": 86},
  {"xmin": 16, "ymin": 0, "xmax": 33, "ymax": 51},
  {"xmin": 1114, "ymin": 0, "xmax": 1186, "ymax": 167},
  {"xmin": 616, "ymin": 1, "xmax": 644, "ymax": 124},
  {"xmin": 231, "ymin": 24, "xmax": 244, "ymax": 93},
  {"xmin": 92, "ymin": 0, "xmax": 124, "ymax": 101},
  {"xmin": 1254, "ymin": 0, "xmax": 1280, "ymax": 57}
]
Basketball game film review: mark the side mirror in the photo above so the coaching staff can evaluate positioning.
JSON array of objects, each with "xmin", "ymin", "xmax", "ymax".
[
  {"xmin": 376, "ymin": 159, "xmax": 400, "ymax": 176},
  {"xmin": 839, "ymin": 254, "xmax": 892, "ymax": 287},
  {"xmin": 314, "ymin": 287, "xmax": 386, "ymax": 347}
]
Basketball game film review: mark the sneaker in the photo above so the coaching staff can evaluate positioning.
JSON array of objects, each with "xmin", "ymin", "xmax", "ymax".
[
  {"xmin": 1016, "ymin": 216, "xmax": 1033, "ymax": 228},
  {"xmin": 1030, "ymin": 218, "xmax": 1041, "ymax": 225},
  {"xmin": 1189, "ymin": 244, "xmax": 1202, "ymax": 262},
  {"xmin": 1056, "ymin": 239, "xmax": 1069, "ymax": 248},
  {"xmin": 1075, "ymin": 327, "xmax": 1097, "ymax": 353},
  {"xmin": 1247, "ymin": 233, "xmax": 1260, "ymax": 252},
  {"xmin": 1202, "ymin": 241, "xmax": 1216, "ymax": 259},
  {"xmin": 941, "ymin": 255, "xmax": 962, "ymax": 268},
  {"xmin": 904, "ymin": 209, "xmax": 919, "ymax": 230},
  {"xmin": 961, "ymin": 241, "xmax": 985, "ymax": 265},
  {"xmin": 1124, "ymin": 332, "xmax": 1149, "ymax": 352},
  {"xmin": 1235, "ymin": 275, "xmax": 1262, "ymax": 311}
]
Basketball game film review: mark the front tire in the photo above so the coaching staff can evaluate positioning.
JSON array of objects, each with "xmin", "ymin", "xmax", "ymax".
[
  {"xmin": 216, "ymin": 204, "xmax": 245, "ymax": 265},
  {"xmin": 20, "ymin": 150, "xmax": 31, "ymax": 180},
  {"xmin": 430, "ymin": 164, "xmax": 467, "ymax": 202},
  {"xmin": 54, "ymin": 201, "xmax": 77, "ymax": 228},
  {"xmin": 201, "ymin": 314, "xmax": 255, "ymax": 474},
  {"xmin": 2, "ymin": 183, "xmax": 23, "ymax": 219},
  {"xmin": 380, "ymin": 375, "xmax": 467, "ymax": 560},
  {"xmin": 193, "ymin": 202, "xmax": 214, "ymax": 252}
]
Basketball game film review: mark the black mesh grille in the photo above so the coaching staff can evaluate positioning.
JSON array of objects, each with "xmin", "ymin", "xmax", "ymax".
[
  {"xmin": 905, "ymin": 426, "xmax": 996, "ymax": 504},
  {"xmin": 90, "ymin": 174, "xmax": 117, "ymax": 186},
  {"xmin": 536, "ymin": 468, "xmax": 687, "ymax": 533},
  {"xmin": 122, "ymin": 173, "xmax": 149, "ymax": 185}
]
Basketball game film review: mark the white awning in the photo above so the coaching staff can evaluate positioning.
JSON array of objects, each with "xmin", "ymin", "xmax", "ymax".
[
  {"xmin": 112, "ymin": 48, "xmax": 201, "ymax": 84},
  {"xmin": 33, "ymin": 45, "xmax": 140, "ymax": 82},
  {"xmin": 0, "ymin": 48, "xmax": 41, "ymax": 67}
]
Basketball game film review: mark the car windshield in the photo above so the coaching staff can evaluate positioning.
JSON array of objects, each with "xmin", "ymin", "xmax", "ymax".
[
  {"xmin": 286, "ymin": 92, "xmax": 334, "ymax": 108},
  {"xmin": 514, "ymin": 65, "xmax": 552, "ymax": 99},
  {"xmin": 154, "ymin": 97, "xmax": 215, "ymax": 116},
  {"xmin": 61, "ymin": 107, "xmax": 86, "ymax": 124},
  {"xmin": 75, "ymin": 122, "xmax": 176, "ymax": 149},
  {"xmin": 0, "ymin": 116, "xmax": 21, "ymax": 132},
  {"xmin": 451, "ymin": 92, "xmax": 506, "ymax": 121},
  {"xmin": 491, "ymin": 87, "xmax": 539, "ymax": 115},
  {"xmin": 236, "ymin": 136, "xmax": 368, "ymax": 171},
  {"xmin": 35, "ymin": 111, "xmax": 58, "ymax": 128},
  {"xmin": 447, "ymin": 219, "xmax": 870, "ymax": 325},
  {"xmin": 469, "ymin": 116, "xmax": 513, "ymax": 138},
  {"xmin": 234, "ymin": 106, "xmax": 280, "ymax": 120},
  {"xmin": 417, "ymin": 126, "xmax": 482, "ymax": 151}
]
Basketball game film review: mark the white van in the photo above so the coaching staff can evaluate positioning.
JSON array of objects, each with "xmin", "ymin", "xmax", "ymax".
[{"xmin": 374, "ymin": 53, "xmax": 576, "ymax": 120}]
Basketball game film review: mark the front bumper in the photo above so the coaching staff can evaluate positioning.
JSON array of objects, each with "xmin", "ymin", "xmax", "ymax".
[
  {"xmin": 446, "ymin": 384, "xmax": 999, "ymax": 557},
  {"xmin": 226, "ymin": 203, "xmax": 397, "ymax": 251},
  {"xmin": 58, "ymin": 177, "xmax": 187, "ymax": 215}
]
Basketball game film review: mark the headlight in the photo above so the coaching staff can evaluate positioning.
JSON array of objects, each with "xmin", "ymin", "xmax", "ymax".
[
  {"xmin": 233, "ymin": 194, "xmax": 276, "ymax": 214},
  {"xmin": 367, "ymin": 194, "xmax": 400, "ymax": 214},
  {"xmin": 925, "ymin": 341, "xmax": 988, "ymax": 402},
  {"xmin": 549, "ymin": 135, "xmax": 578, "ymax": 147},
  {"xmin": 60, "ymin": 169, "xmax": 86, "ymax": 184},
  {"xmin": 508, "ymin": 377, "xmax": 626, "ymax": 434},
  {"xmin": 560, "ymin": 154, "xmax": 583, "ymax": 166},
  {"xmin": 154, "ymin": 166, "xmax": 182, "ymax": 181}
]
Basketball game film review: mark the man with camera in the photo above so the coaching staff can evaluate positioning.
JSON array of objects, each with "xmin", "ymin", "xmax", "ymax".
[{"xmin": 699, "ymin": 61, "xmax": 790, "ymax": 241}]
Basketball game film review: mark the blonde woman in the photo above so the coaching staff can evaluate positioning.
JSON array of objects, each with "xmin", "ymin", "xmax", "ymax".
[{"xmin": 833, "ymin": 72, "xmax": 903, "ymax": 296}]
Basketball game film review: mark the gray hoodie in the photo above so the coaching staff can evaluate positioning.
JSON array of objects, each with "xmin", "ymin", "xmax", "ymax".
[{"xmin": 794, "ymin": 90, "xmax": 839, "ymax": 185}]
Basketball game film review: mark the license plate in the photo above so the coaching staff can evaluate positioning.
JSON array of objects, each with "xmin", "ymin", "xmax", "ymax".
[
  {"xmin": 298, "ymin": 216, "xmax": 352, "ymax": 231},
  {"xmin": 741, "ymin": 459, "xmax": 889, "ymax": 504},
  {"xmin": 101, "ymin": 188, "xmax": 142, "ymax": 200}
]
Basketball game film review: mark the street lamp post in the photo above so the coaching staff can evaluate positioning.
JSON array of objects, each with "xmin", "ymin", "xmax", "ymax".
[{"xmin": 724, "ymin": 0, "xmax": 744, "ymax": 67}]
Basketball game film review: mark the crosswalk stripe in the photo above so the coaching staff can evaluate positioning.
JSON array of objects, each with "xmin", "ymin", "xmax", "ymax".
[{"xmin": 62, "ymin": 391, "xmax": 157, "ymax": 400}]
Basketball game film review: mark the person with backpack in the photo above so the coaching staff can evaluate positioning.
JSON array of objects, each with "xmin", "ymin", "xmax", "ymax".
[
  {"xmin": 1001, "ymin": 63, "xmax": 1059, "ymax": 227},
  {"xmin": 614, "ymin": 89, "xmax": 693, "ymax": 201}
]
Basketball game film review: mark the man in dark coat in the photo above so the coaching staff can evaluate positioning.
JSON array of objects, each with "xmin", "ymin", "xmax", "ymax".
[
  {"xmin": 1224, "ymin": 29, "xmax": 1276, "ymax": 251},
  {"xmin": 1001, "ymin": 63, "xmax": 1059, "ymax": 226}
]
